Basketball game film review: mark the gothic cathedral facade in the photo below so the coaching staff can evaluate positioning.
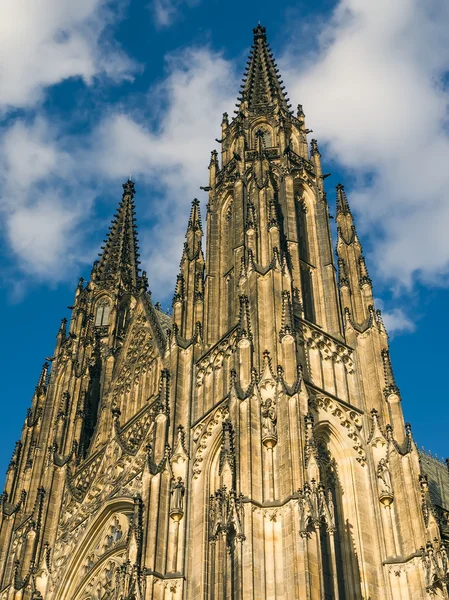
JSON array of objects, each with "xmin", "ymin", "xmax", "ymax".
[{"xmin": 1, "ymin": 24, "xmax": 448, "ymax": 600}]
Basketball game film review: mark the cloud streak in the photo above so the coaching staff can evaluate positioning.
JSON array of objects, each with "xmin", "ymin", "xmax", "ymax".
[
  {"xmin": 0, "ymin": 0, "xmax": 135, "ymax": 112},
  {"xmin": 283, "ymin": 0, "xmax": 449, "ymax": 289},
  {"xmin": 150, "ymin": 0, "xmax": 200, "ymax": 28}
]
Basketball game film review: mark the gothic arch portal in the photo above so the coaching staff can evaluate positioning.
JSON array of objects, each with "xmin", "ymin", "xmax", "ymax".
[{"xmin": 53, "ymin": 499, "xmax": 134, "ymax": 600}]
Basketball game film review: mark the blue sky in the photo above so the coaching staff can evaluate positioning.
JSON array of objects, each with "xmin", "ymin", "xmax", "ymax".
[{"xmin": 1, "ymin": 0, "xmax": 449, "ymax": 481}]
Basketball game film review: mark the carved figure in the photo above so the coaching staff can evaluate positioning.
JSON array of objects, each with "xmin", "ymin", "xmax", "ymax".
[
  {"xmin": 171, "ymin": 477, "xmax": 185, "ymax": 514},
  {"xmin": 377, "ymin": 458, "xmax": 393, "ymax": 495},
  {"xmin": 261, "ymin": 399, "xmax": 277, "ymax": 438}
]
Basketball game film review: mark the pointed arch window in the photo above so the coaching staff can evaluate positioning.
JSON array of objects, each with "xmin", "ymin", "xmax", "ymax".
[
  {"xmin": 95, "ymin": 298, "xmax": 110, "ymax": 327},
  {"xmin": 256, "ymin": 127, "xmax": 272, "ymax": 148},
  {"xmin": 261, "ymin": 128, "xmax": 272, "ymax": 147},
  {"xmin": 301, "ymin": 265, "xmax": 315, "ymax": 323},
  {"xmin": 296, "ymin": 196, "xmax": 310, "ymax": 263}
]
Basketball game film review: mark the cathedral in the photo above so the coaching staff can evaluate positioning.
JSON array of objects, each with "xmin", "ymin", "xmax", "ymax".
[{"xmin": 1, "ymin": 23, "xmax": 449, "ymax": 600}]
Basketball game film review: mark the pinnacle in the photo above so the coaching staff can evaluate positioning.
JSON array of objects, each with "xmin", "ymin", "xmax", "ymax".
[
  {"xmin": 187, "ymin": 198, "xmax": 203, "ymax": 234},
  {"xmin": 35, "ymin": 362, "xmax": 49, "ymax": 394},
  {"xmin": 95, "ymin": 179, "xmax": 144, "ymax": 293},
  {"xmin": 253, "ymin": 23, "xmax": 267, "ymax": 41},
  {"xmin": 236, "ymin": 25, "xmax": 291, "ymax": 115},
  {"xmin": 336, "ymin": 183, "xmax": 352, "ymax": 216}
]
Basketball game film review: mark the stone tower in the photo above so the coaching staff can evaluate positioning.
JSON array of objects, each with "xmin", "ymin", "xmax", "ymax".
[{"xmin": 1, "ymin": 24, "xmax": 448, "ymax": 600}]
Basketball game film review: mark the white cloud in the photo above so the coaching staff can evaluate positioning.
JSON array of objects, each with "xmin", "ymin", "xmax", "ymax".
[
  {"xmin": 0, "ymin": 0, "xmax": 135, "ymax": 111},
  {"xmin": 150, "ymin": 0, "xmax": 199, "ymax": 28},
  {"xmin": 382, "ymin": 308, "xmax": 416, "ymax": 336},
  {"xmin": 283, "ymin": 0, "xmax": 449, "ymax": 288},
  {"xmin": 0, "ymin": 0, "xmax": 136, "ymax": 285},
  {"xmin": 374, "ymin": 298, "xmax": 415, "ymax": 336},
  {"xmin": 7, "ymin": 198, "xmax": 86, "ymax": 277},
  {"xmin": 0, "ymin": 119, "xmax": 94, "ymax": 279}
]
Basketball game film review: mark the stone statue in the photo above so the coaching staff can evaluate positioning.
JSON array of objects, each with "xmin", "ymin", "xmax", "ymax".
[
  {"xmin": 377, "ymin": 458, "xmax": 393, "ymax": 495},
  {"xmin": 171, "ymin": 477, "xmax": 185, "ymax": 514},
  {"xmin": 261, "ymin": 399, "xmax": 277, "ymax": 438}
]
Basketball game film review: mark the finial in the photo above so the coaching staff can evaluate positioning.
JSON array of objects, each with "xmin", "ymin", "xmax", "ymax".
[
  {"xmin": 96, "ymin": 178, "xmax": 141, "ymax": 292},
  {"xmin": 122, "ymin": 178, "xmax": 135, "ymax": 197},
  {"xmin": 336, "ymin": 183, "xmax": 352, "ymax": 216},
  {"xmin": 35, "ymin": 362, "xmax": 49, "ymax": 394},
  {"xmin": 310, "ymin": 139, "xmax": 321, "ymax": 157},
  {"xmin": 253, "ymin": 23, "xmax": 267, "ymax": 41}
]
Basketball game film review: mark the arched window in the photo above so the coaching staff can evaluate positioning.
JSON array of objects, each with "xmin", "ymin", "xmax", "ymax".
[
  {"xmin": 255, "ymin": 127, "xmax": 272, "ymax": 147},
  {"xmin": 95, "ymin": 298, "xmax": 110, "ymax": 327},
  {"xmin": 296, "ymin": 196, "xmax": 309, "ymax": 263},
  {"xmin": 301, "ymin": 265, "xmax": 315, "ymax": 323},
  {"xmin": 117, "ymin": 299, "xmax": 130, "ymax": 337},
  {"xmin": 295, "ymin": 192, "xmax": 315, "ymax": 323},
  {"xmin": 261, "ymin": 128, "xmax": 272, "ymax": 147}
]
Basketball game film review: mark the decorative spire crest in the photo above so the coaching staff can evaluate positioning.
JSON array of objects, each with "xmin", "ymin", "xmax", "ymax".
[
  {"xmin": 381, "ymin": 349, "xmax": 400, "ymax": 399},
  {"xmin": 94, "ymin": 179, "xmax": 144, "ymax": 293},
  {"xmin": 236, "ymin": 24, "xmax": 291, "ymax": 115},
  {"xmin": 336, "ymin": 183, "xmax": 351, "ymax": 216}
]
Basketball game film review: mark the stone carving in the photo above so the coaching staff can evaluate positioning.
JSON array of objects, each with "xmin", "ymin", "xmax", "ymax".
[
  {"xmin": 112, "ymin": 313, "xmax": 156, "ymax": 405},
  {"xmin": 298, "ymin": 480, "xmax": 335, "ymax": 537},
  {"xmin": 193, "ymin": 404, "xmax": 229, "ymax": 479},
  {"xmin": 421, "ymin": 539, "xmax": 449, "ymax": 591},
  {"xmin": 79, "ymin": 558, "xmax": 118, "ymax": 600},
  {"xmin": 377, "ymin": 458, "xmax": 394, "ymax": 506},
  {"xmin": 113, "ymin": 403, "xmax": 156, "ymax": 456},
  {"xmin": 209, "ymin": 487, "xmax": 245, "ymax": 545},
  {"xmin": 309, "ymin": 394, "xmax": 366, "ymax": 465},
  {"xmin": 80, "ymin": 514, "xmax": 127, "ymax": 576},
  {"xmin": 195, "ymin": 330, "xmax": 237, "ymax": 387},
  {"xmin": 261, "ymin": 399, "xmax": 277, "ymax": 449},
  {"xmin": 170, "ymin": 477, "xmax": 185, "ymax": 521}
]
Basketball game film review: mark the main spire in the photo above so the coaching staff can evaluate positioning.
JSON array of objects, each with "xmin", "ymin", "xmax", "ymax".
[
  {"xmin": 236, "ymin": 24, "xmax": 292, "ymax": 115},
  {"xmin": 93, "ymin": 179, "xmax": 143, "ymax": 292}
]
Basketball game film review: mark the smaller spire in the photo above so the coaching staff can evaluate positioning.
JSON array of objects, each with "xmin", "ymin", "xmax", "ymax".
[
  {"xmin": 358, "ymin": 255, "xmax": 372, "ymax": 288},
  {"xmin": 246, "ymin": 201, "xmax": 257, "ymax": 232},
  {"xmin": 35, "ymin": 362, "xmax": 49, "ymax": 395},
  {"xmin": 376, "ymin": 309, "xmax": 388, "ymax": 337},
  {"xmin": 187, "ymin": 199, "xmax": 203, "ymax": 234},
  {"xmin": 381, "ymin": 349, "xmax": 400, "ymax": 399},
  {"xmin": 280, "ymin": 290, "xmax": 294, "ymax": 339},
  {"xmin": 253, "ymin": 23, "xmax": 267, "ymax": 41},
  {"xmin": 183, "ymin": 199, "xmax": 204, "ymax": 261},
  {"xmin": 57, "ymin": 317, "xmax": 67, "ymax": 339},
  {"xmin": 336, "ymin": 183, "xmax": 351, "ymax": 216},
  {"xmin": 267, "ymin": 198, "xmax": 279, "ymax": 230},
  {"xmin": 237, "ymin": 295, "xmax": 252, "ymax": 342},
  {"xmin": 94, "ymin": 178, "xmax": 143, "ymax": 293},
  {"xmin": 310, "ymin": 139, "xmax": 321, "ymax": 157},
  {"xmin": 173, "ymin": 274, "xmax": 185, "ymax": 306}
]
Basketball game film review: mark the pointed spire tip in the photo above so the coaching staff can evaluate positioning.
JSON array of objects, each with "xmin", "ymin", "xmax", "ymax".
[{"xmin": 253, "ymin": 23, "xmax": 267, "ymax": 41}]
